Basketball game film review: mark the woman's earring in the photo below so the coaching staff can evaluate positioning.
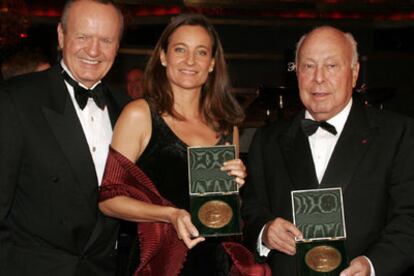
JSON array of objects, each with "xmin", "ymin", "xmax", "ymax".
[{"xmin": 208, "ymin": 68, "xmax": 213, "ymax": 72}]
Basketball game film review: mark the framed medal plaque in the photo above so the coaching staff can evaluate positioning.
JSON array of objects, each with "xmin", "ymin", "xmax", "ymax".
[
  {"xmin": 188, "ymin": 145, "xmax": 241, "ymax": 237},
  {"xmin": 291, "ymin": 187, "xmax": 348, "ymax": 275}
]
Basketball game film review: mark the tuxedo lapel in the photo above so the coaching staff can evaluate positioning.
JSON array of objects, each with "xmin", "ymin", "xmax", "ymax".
[
  {"xmin": 280, "ymin": 112, "xmax": 319, "ymax": 190},
  {"xmin": 41, "ymin": 67, "xmax": 98, "ymax": 212},
  {"xmin": 320, "ymin": 103, "xmax": 376, "ymax": 191}
]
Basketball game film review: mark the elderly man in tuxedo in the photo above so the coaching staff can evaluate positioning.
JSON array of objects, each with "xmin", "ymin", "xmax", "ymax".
[
  {"xmin": 0, "ymin": 0, "xmax": 128, "ymax": 275},
  {"xmin": 242, "ymin": 26, "xmax": 414, "ymax": 276}
]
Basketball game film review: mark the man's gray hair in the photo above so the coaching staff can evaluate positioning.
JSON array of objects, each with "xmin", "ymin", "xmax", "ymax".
[
  {"xmin": 294, "ymin": 26, "xmax": 359, "ymax": 70},
  {"xmin": 60, "ymin": 0, "xmax": 124, "ymax": 39}
]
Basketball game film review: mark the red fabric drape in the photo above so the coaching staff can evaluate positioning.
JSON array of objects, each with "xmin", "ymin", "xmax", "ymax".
[
  {"xmin": 100, "ymin": 147, "xmax": 271, "ymax": 276},
  {"xmin": 100, "ymin": 147, "xmax": 187, "ymax": 276}
]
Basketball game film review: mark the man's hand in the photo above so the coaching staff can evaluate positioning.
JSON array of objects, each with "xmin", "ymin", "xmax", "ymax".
[
  {"xmin": 262, "ymin": 217, "xmax": 302, "ymax": 255},
  {"xmin": 340, "ymin": 256, "xmax": 371, "ymax": 276}
]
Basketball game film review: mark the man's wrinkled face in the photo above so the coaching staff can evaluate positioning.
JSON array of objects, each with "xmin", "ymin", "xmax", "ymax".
[
  {"xmin": 58, "ymin": 1, "xmax": 121, "ymax": 88},
  {"xmin": 296, "ymin": 27, "xmax": 359, "ymax": 121}
]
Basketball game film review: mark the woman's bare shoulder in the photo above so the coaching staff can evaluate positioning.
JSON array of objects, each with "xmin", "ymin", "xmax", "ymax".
[
  {"xmin": 120, "ymin": 99, "xmax": 151, "ymax": 122},
  {"xmin": 112, "ymin": 99, "xmax": 153, "ymax": 161}
]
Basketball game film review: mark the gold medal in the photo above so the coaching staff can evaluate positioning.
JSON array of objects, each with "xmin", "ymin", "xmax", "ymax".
[
  {"xmin": 305, "ymin": 245, "xmax": 342, "ymax": 272},
  {"xmin": 198, "ymin": 200, "xmax": 233, "ymax": 229}
]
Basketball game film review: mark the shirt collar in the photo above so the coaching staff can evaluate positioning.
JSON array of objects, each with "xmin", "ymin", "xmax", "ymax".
[
  {"xmin": 60, "ymin": 60, "xmax": 101, "ymax": 90},
  {"xmin": 305, "ymin": 98, "xmax": 352, "ymax": 136}
]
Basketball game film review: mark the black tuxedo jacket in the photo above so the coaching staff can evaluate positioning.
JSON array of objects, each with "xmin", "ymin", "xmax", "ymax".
[
  {"xmin": 242, "ymin": 101, "xmax": 414, "ymax": 276},
  {"xmin": 0, "ymin": 65, "xmax": 129, "ymax": 275}
]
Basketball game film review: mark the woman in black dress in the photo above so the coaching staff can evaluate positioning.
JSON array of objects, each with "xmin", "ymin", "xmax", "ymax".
[{"xmin": 99, "ymin": 13, "xmax": 248, "ymax": 275}]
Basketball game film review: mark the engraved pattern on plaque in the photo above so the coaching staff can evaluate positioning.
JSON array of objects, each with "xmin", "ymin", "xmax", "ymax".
[
  {"xmin": 189, "ymin": 147, "xmax": 236, "ymax": 193},
  {"xmin": 293, "ymin": 189, "xmax": 344, "ymax": 239}
]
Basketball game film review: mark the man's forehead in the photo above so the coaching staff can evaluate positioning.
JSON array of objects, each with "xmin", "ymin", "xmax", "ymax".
[
  {"xmin": 66, "ymin": 8, "xmax": 120, "ymax": 38},
  {"xmin": 299, "ymin": 54, "xmax": 342, "ymax": 62},
  {"xmin": 67, "ymin": 1, "xmax": 119, "ymax": 24},
  {"xmin": 307, "ymin": 26, "xmax": 346, "ymax": 40},
  {"xmin": 299, "ymin": 30, "xmax": 351, "ymax": 59}
]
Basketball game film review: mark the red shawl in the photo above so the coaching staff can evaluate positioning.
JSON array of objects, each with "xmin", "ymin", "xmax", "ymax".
[{"xmin": 100, "ymin": 147, "xmax": 271, "ymax": 276}]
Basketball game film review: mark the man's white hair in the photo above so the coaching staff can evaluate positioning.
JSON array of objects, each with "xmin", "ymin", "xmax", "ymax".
[{"xmin": 294, "ymin": 26, "xmax": 359, "ymax": 70}]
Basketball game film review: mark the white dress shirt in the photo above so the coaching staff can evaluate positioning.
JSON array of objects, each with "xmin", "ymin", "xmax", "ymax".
[
  {"xmin": 306, "ymin": 99, "xmax": 351, "ymax": 183},
  {"xmin": 61, "ymin": 61, "xmax": 112, "ymax": 185},
  {"xmin": 256, "ymin": 99, "xmax": 375, "ymax": 275}
]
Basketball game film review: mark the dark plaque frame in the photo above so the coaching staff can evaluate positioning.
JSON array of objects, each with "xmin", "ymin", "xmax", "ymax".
[
  {"xmin": 188, "ymin": 145, "xmax": 241, "ymax": 237},
  {"xmin": 292, "ymin": 187, "xmax": 348, "ymax": 275}
]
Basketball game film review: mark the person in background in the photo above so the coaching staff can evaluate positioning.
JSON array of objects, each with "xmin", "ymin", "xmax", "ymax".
[
  {"xmin": 1, "ymin": 48, "xmax": 51, "ymax": 80},
  {"xmin": 99, "ymin": 13, "xmax": 269, "ymax": 276},
  {"xmin": 0, "ymin": 0, "xmax": 128, "ymax": 275},
  {"xmin": 125, "ymin": 67, "xmax": 144, "ymax": 99},
  {"xmin": 242, "ymin": 26, "xmax": 414, "ymax": 276}
]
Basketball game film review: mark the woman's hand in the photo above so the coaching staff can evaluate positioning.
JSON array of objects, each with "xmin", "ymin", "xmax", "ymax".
[
  {"xmin": 168, "ymin": 208, "xmax": 205, "ymax": 249},
  {"xmin": 221, "ymin": 158, "xmax": 247, "ymax": 188}
]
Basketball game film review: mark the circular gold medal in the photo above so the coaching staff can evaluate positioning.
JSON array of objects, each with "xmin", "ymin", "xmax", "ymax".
[
  {"xmin": 198, "ymin": 200, "xmax": 233, "ymax": 229},
  {"xmin": 305, "ymin": 245, "xmax": 342, "ymax": 272}
]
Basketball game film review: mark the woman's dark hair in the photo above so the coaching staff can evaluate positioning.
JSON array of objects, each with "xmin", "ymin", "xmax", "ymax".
[{"xmin": 143, "ymin": 13, "xmax": 244, "ymax": 134}]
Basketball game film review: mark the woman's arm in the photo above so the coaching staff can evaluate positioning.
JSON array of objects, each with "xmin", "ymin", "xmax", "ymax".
[{"xmin": 99, "ymin": 100, "xmax": 204, "ymax": 248}]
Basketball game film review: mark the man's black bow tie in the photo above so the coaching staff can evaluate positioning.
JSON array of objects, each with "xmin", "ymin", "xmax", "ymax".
[
  {"xmin": 301, "ymin": 118, "xmax": 337, "ymax": 136},
  {"xmin": 61, "ymin": 70, "xmax": 106, "ymax": 110}
]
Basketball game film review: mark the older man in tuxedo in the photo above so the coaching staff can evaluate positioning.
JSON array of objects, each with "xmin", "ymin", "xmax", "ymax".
[
  {"xmin": 242, "ymin": 26, "xmax": 414, "ymax": 276},
  {"xmin": 0, "ymin": 0, "xmax": 128, "ymax": 275}
]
